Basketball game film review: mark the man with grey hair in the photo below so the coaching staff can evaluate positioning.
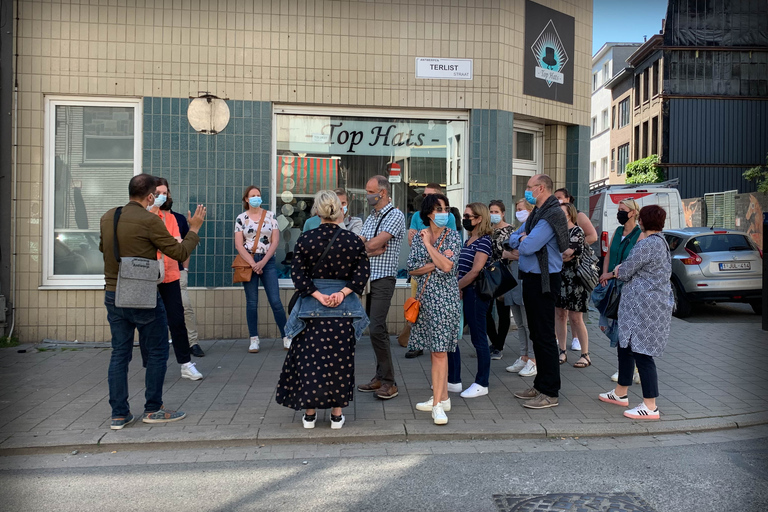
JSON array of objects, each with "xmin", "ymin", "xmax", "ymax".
[{"xmin": 358, "ymin": 175, "xmax": 405, "ymax": 400}]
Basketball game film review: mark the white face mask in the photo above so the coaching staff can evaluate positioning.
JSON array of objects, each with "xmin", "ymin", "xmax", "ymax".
[
  {"xmin": 558, "ymin": 199, "xmax": 565, "ymax": 204},
  {"xmin": 515, "ymin": 210, "xmax": 529, "ymax": 223}
]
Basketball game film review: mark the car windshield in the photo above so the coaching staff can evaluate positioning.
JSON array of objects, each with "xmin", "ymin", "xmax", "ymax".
[{"xmin": 686, "ymin": 234, "xmax": 754, "ymax": 254}]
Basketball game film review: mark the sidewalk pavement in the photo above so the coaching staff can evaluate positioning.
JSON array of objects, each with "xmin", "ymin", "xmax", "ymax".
[{"xmin": 0, "ymin": 311, "xmax": 766, "ymax": 453}]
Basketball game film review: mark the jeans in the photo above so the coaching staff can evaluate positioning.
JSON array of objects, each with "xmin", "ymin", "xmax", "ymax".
[
  {"xmin": 486, "ymin": 298, "xmax": 511, "ymax": 351},
  {"xmin": 521, "ymin": 271, "xmax": 561, "ymax": 398},
  {"xmin": 365, "ymin": 276, "xmax": 396, "ymax": 385},
  {"xmin": 510, "ymin": 303, "xmax": 533, "ymax": 358},
  {"xmin": 158, "ymin": 279, "xmax": 191, "ymax": 365},
  {"xmin": 242, "ymin": 255, "xmax": 287, "ymax": 338},
  {"xmin": 464, "ymin": 286, "xmax": 491, "ymax": 387},
  {"xmin": 179, "ymin": 269, "xmax": 199, "ymax": 345},
  {"xmin": 617, "ymin": 344, "xmax": 659, "ymax": 399},
  {"xmin": 105, "ymin": 290, "xmax": 168, "ymax": 418}
]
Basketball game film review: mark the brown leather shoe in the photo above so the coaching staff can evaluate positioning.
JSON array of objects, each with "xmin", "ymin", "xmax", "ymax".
[
  {"xmin": 357, "ymin": 378, "xmax": 382, "ymax": 393},
  {"xmin": 375, "ymin": 383, "xmax": 399, "ymax": 400}
]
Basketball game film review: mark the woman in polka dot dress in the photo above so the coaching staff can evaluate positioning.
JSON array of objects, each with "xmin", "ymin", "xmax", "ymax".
[{"xmin": 276, "ymin": 190, "xmax": 370, "ymax": 430}]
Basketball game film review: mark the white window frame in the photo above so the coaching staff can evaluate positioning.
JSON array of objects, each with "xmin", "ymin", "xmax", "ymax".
[
  {"xmin": 512, "ymin": 120, "xmax": 544, "ymax": 176},
  {"xmin": 603, "ymin": 61, "xmax": 610, "ymax": 82},
  {"xmin": 272, "ymin": 104, "xmax": 470, "ymax": 288},
  {"xmin": 42, "ymin": 96, "xmax": 143, "ymax": 289},
  {"xmin": 591, "ymin": 116, "xmax": 598, "ymax": 136},
  {"xmin": 601, "ymin": 108, "xmax": 610, "ymax": 132}
]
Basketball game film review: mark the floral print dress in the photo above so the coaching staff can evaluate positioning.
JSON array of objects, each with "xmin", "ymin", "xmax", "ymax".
[
  {"xmin": 557, "ymin": 225, "xmax": 589, "ymax": 313},
  {"xmin": 406, "ymin": 228, "xmax": 462, "ymax": 353}
]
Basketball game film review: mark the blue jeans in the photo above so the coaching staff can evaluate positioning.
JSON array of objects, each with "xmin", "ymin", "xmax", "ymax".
[
  {"xmin": 448, "ymin": 286, "xmax": 491, "ymax": 387},
  {"xmin": 242, "ymin": 255, "xmax": 287, "ymax": 338},
  {"xmin": 105, "ymin": 291, "xmax": 168, "ymax": 418}
]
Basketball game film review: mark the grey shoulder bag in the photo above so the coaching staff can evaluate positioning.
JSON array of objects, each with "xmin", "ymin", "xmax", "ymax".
[{"xmin": 113, "ymin": 207, "xmax": 164, "ymax": 309}]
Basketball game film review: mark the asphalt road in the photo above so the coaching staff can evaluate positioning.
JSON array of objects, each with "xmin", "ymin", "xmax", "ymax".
[{"xmin": 2, "ymin": 426, "xmax": 767, "ymax": 512}]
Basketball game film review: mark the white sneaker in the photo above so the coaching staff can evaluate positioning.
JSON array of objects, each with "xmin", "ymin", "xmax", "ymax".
[
  {"xmin": 519, "ymin": 360, "xmax": 537, "ymax": 377},
  {"xmin": 330, "ymin": 414, "xmax": 345, "ymax": 429},
  {"xmin": 611, "ymin": 370, "xmax": 619, "ymax": 382},
  {"xmin": 302, "ymin": 414, "xmax": 316, "ymax": 429},
  {"xmin": 460, "ymin": 383, "xmax": 489, "ymax": 398},
  {"xmin": 506, "ymin": 357, "xmax": 526, "ymax": 373},
  {"xmin": 248, "ymin": 336, "xmax": 260, "ymax": 353},
  {"xmin": 283, "ymin": 337, "xmax": 291, "ymax": 350},
  {"xmin": 571, "ymin": 338, "xmax": 581, "ymax": 351},
  {"xmin": 447, "ymin": 382, "xmax": 463, "ymax": 393},
  {"xmin": 416, "ymin": 396, "xmax": 451, "ymax": 412},
  {"xmin": 598, "ymin": 388, "xmax": 629, "ymax": 406},
  {"xmin": 432, "ymin": 404, "xmax": 448, "ymax": 425},
  {"xmin": 623, "ymin": 402, "xmax": 659, "ymax": 420},
  {"xmin": 180, "ymin": 362, "xmax": 203, "ymax": 381},
  {"xmin": 633, "ymin": 368, "xmax": 641, "ymax": 384}
]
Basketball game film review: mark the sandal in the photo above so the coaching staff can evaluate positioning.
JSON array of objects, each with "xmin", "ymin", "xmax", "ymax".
[
  {"xmin": 573, "ymin": 353, "xmax": 592, "ymax": 368},
  {"xmin": 559, "ymin": 349, "xmax": 567, "ymax": 365}
]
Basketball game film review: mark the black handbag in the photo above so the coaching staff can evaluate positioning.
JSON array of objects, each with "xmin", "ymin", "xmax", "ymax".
[
  {"xmin": 474, "ymin": 260, "xmax": 518, "ymax": 302},
  {"xmin": 604, "ymin": 280, "xmax": 622, "ymax": 320},
  {"xmin": 287, "ymin": 227, "xmax": 343, "ymax": 314}
]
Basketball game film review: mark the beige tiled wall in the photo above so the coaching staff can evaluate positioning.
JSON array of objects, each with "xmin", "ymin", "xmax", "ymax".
[{"xmin": 13, "ymin": 0, "xmax": 591, "ymax": 342}]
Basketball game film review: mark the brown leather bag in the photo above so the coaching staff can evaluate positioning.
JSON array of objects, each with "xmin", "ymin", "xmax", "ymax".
[
  {"xmin": 402, "ymin": 230, "xmax": 448, "ymax": 324},
  {"xmin": 232, "ymin": 210, "xmax": 267, "ymax": 283}
]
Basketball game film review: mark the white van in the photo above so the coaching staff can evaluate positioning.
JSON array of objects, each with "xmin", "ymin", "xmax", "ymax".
[{"xmin": 588, "ymin": 179, "xmax": 685, "ymax": 260}]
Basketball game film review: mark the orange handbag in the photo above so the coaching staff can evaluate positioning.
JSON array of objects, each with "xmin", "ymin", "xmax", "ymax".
[{"xmin": 403, "ymin": 230, "xmax": 448, "ymax": 324}]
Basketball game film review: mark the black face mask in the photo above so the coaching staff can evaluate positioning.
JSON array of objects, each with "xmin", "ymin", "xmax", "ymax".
[
  {"xmin": 160, "ymin": 197, "xmax": 173, "ymax": 211},
  {"xmin": 462, "ymin": 218, "xmax": 475, "ymax": 232},
  {"xmin": 617, "ymin": 210, "xmax": 630, "ymax": 225}
]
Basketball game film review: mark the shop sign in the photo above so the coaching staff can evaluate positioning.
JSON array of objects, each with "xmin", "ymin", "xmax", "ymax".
[
  {"xmin": 415, "ymin": 58, "xmax": 473, "ymax": 80},
  {"xmin": 523, "ymin": 0, "xmax": 575, "ymax": 104},
  {"xmin": 387, "ymin": 162, "xmax": 402, "ymax": 183},
  {"xmin": 280, "ymin": 117, "xmax": 449, "ymax": 157}
]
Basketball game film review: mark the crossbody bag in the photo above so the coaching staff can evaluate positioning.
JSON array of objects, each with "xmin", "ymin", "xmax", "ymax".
[{"xmin": 113, "ymin": 207, "xmax": 165, "ymax": 309}]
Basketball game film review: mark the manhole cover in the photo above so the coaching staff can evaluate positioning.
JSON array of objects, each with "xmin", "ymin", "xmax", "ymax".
[{"xmin": 492, "ymin": 493, "xmax": 656, "ymax": 512}]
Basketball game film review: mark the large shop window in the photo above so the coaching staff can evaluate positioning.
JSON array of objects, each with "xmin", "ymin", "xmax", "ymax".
[
  {"xmin": 43, "ymin": 97, "xmax": 142, "ymax": 287},
  {"xmin": 273, "ymin": 111, "xmax": 468, "ymax": 282}
]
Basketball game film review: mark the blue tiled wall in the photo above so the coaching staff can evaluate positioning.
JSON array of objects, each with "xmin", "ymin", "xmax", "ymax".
[
  {"xmin": 142, "ymin": 97, "xmax": 272, "ymax": 287},
  {"xmin": 566, "ymin": 125, "xmax": 590, "ymax": 213},
  {"xmin": 469, "ymin": 109, "xmax": 514, "ymax": 209}
]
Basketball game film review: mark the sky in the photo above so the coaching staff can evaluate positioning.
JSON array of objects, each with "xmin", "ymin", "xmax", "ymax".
[{"xmin": 592, "ymin": 0, "xmax": 669, "ymax": 55}]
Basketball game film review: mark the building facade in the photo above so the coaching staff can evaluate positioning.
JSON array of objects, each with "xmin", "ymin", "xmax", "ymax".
[
  {"xmin": 627, "ymin": 35, "xmax": 663, "ymax": 167},
  {"xmin": 589, "ymin": 43, "xmax": 640, "ymax": 185},
  {"xmin": 4, "ymin": 0, "xmax": 593, "ymax": 343},
  {"xmin": 604, "ymin": 68, "xmax": 633, "ymax": 184}
]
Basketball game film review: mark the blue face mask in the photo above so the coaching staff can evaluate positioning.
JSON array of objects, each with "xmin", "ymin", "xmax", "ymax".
[
  {"xmin": 490, "ymin": 213, "xmax": 502, "ymax": 225},
  {"xmin": 524, "ymin": 190, "xmax": 537, "ymax": 205},
  {"xmin": 153, "ymin": 194, "xmax": 167, "ymax": 208},
  {"xmin": 432, "ymin": 212, "xmax": 450, "ymax": 227},
  {"xmin": 248, "ymin": 196, "xmax": 262, "ymax": 208},
  {"xmin": 343, "ymin": 205, "xmax": 348, "ymax": 215}
]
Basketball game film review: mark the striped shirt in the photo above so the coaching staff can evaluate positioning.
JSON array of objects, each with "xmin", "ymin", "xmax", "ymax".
[{"xmin": 457, "ymin": 235, "xmax": 492, "ymax": 279}]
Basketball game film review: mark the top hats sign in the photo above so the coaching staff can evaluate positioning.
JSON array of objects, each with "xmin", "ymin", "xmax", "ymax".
[{"xmin": 523, "ymin": 0, "xmax": 575, "ymax": 104}]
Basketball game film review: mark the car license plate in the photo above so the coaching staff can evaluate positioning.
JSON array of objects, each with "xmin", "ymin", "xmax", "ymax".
[{"xmin": 719, "ymin": 262, "xmax": 750, "ymax": 271}]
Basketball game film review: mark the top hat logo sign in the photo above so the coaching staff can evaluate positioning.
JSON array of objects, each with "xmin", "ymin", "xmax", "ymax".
[{"xmin": 531, "ymin": 19, "xmax": 569, "ymax": 86}]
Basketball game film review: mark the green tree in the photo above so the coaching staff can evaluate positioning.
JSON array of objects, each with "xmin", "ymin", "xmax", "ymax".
[
  {"xmin": 743, "ymin": 153, "xmax": 768, "ymax": 193},
  {"xmin": 625, "ymin": 154, "xmax": 664, "ymax": 184}
]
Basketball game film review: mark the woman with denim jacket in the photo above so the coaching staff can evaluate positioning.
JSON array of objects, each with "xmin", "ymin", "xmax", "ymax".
[{"xmin": 276, "ymin": 190, "xmax": 370, "ymax": 430}]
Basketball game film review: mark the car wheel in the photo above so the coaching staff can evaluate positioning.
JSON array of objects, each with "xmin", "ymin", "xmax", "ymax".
[
  {"xmin": 672, "ymin": 281, "xmax": 692, "ymax": 318},
  {"xmin": 748, "ymin": 300, "xmax": 762, "ymax": 315}
]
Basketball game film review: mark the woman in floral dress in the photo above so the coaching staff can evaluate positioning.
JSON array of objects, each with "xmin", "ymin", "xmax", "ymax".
[
  {"xmin": 407, "ymin": 193, "xmax": 462, "ymax": 425},
  {"xmin": 555, "ymin": 202, "xmax": 592, "ymax": 369}
]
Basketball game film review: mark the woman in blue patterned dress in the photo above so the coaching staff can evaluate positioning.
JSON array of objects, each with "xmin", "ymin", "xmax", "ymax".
[
  {"xmin": 598, "ymin": 205, "xmax": 674, "ymax": 420},
  {"xmin": 407, "ymin": 193, "xmax": 462, "ymax": 425}
]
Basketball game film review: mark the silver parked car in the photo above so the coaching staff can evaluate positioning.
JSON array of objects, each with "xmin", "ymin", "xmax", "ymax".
[{"xmin": 663, "ymin": 228, "xmax": 763, "ymax": 318}]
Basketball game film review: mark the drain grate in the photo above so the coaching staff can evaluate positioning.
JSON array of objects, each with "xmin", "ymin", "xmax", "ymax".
[{"xmin": 492, "ymin": 493, "xmax": 656, "ymax": 512}]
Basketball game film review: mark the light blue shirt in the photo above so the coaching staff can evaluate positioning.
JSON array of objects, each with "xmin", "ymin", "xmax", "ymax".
[{"xmin": 507, "ymin": 219, "xmax": 563, "ymax": 274}]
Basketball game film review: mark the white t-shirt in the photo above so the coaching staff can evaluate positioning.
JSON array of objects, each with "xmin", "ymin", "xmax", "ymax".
[{"xmin": 235, "ymin": 210, "xmax": 278, "ymax": 255}]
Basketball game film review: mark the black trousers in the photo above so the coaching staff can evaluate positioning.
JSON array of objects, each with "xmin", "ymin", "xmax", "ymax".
[
  {"xmin": 157, "ymin": 280, "xmax": 192, "ymax": 365},
  {"xmin": 521, "ymin": 271, "xmax": 561, "ymax": 398},
  {"xmin": 486, "ymin": 298, "xmax": 511, "ymax": 351},
  {"xmin": 365, "ymin": 277, "xmax": 397, "ymax": 385},
  {"xmin": 617, "ymin": 344, "xmax": 659, "ymax": 399}
]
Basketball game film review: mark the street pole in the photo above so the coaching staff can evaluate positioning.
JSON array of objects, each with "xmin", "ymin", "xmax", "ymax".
[{"xmin": 763, "ymin": 212, "xmax": 767, "ymax": 331}]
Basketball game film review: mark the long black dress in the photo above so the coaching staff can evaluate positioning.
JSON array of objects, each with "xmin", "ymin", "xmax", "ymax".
[{"xmin": 275, "ymin": 223, "xmax": 370, "ymax": 410}]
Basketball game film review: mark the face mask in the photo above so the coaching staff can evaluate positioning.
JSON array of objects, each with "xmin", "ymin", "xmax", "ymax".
[
  {"xmin": 524, "ymin": 189, "xmax": 537, "ymax": 205},
  {"xmin": 462, "ymin": 218, "xmax": 475, "ymax": 232},
  {"xmin": 558, "ymin": 199, "xmax": 565, "ymax": 204},
  {"xmin": 617, "ymin": 210, "xmax": 630, "ymax": 225},
  {"xmin": 160, "ymin": 197, "xmax": 173, "ymax": 211},
  {"xmin": 248, "ymin": 196, "xmax": 262, "ymax": 208},
  {"xmin": 433, "ymin": 212, "xmax": 450, "ymax": 228},
  {"xmin": 516, "ymin": 210, "xmax": 530, "ymax": 223},
  {"xmin": 343, "ymin": 205, "xmax": 348, "ymax": 215},
  {"xmin": 153, "ymin": 194, "xmax": 167, "ymax": 208},
  {"xmin": 490, "ymin": 213, "xmax": 502, "ymax": 225},
  {"xmin": 366, "ymin": 193, "xmax": 381, "ymax": 206}
]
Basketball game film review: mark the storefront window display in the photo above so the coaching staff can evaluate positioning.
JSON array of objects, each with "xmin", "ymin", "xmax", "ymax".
[{"xmin": 273, "ymin": 111, "xmax": 468, "ymax": 282}]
